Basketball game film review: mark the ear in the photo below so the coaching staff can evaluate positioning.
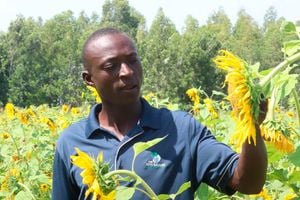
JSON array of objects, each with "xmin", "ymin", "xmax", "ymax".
[{"xmin": 82, "ymin": 70, "xmax": 94, "ymax": 86}]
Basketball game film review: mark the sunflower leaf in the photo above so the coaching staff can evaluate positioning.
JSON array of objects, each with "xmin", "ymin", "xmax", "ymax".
[
  {"xmin": 116, "ymin": 186, "xmax": 135, "ymax": 200},
  {"xmin": 133, "ymin": 136, "xmax": 167, "ymax": 159},
  {"xmin": 288, "ymin": 146, "xmax": 300, "ymax": 166},
  {"xmin": 282, "ymin": 40, "xmax": 300, "ymax": 57}
]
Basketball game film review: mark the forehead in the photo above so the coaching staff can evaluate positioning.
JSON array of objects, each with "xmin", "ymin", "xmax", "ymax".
[{"xmin": 87, "ymin": 33, "xmax": 136, "ymax": 57}]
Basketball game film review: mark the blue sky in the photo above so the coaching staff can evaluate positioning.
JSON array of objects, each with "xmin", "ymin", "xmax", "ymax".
[{"xmin": 0, "ymin": 0, "xmax": 299, "ymax": 32}]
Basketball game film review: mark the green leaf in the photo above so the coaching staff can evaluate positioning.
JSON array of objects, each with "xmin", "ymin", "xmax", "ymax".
[
  {"xmin": 116, "ymin": 186, "xmax": 135, "ymax": 200},
  {"xmin": 288, "ymin": 146, "xmax": 300, "ymax": 166},
  {"xmin": 249, "ymin": 62, "xmax": 261, "ymax": 77},
  {"xmin": 133, "ymin": 136, "xmax": 167, "ymax": 158},
  {"xmin": 15, "ymin": 191, "xmax": 33, "ymax": 200},
  {"xmin": 158, "ymin": 194, "xmax": 171, "ymax": 200},
  {"xmin": 0, "ymin": 145, "xmax": 9, "ymax": 157},
  {"xmin": 0, "ymin": 191, "xmax": 10, "ymax": 197},
  {"xmin": 281, "ymin": 21, "xmax": 296, "ymax": 34},
  {"xmin": 276, "ymin": 76, "xmax": 297, "ymax": 105},
  {"xmin": 158, "ymin": 181, "xmax": 191, "ymax": 200},
  {"xmin": 283, "ymin": 40, "xmax": 300, "ymax": 56},
  {"xmin": 269, "ymin": 169, "xmax": 288, "ymax": 182},
  {"xmin": 288, "ymin": 170, "xmax": 300, "ymax": 184},
  {"xmin": 29, "ymin": 174, "xmax": 50, "ymax": 183},
  {"xmin": 266, "ymin": 143, "xmax": 285, "ymax": 163},
  {"xmin": 175, "ymin": 181, "xmax": 191, "ymax": 196},
  {"xmin": 259, "ymin": 68, "xmax": 273, "ymax": 76},
  {"xmin": 271, "ymin": 67, "xmax": 298, "ymax": 105},
  {"xmin": 211, "ymin": 90, "xmax": 226, "ymax": 97},
  {"xmin": 195, "ymin": 184, "xmax": 208, "ymax": 199}
]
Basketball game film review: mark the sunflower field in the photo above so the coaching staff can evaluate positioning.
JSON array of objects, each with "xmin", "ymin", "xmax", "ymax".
[{"xmin": 0, "ymin": 23, "xmax": 300, "ymax": 200}]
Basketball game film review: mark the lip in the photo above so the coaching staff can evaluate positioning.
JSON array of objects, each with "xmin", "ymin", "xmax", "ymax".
[{"xmin": 120, "ymin": 84, "xmax": 138, "ymax": 91}]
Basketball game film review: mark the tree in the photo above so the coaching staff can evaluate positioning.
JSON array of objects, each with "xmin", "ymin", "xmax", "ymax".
[
  {"xmin": 229, "ymin": 9, "xmax": 262, "ymax": 64},
  {"xmin": 141, "ymin": 8, "xmax": 180, "ymax": 99},
  {"xmin": 180, "ymin": 24, "xmax": 223, "ymax": 98},
  {"xmin": 206, "ymin": 8, "xmax": 232, "ymax": 48},
  {"xmin": 263, "ymin": 6, "xmax": 277, "ymax": 30},
  {"xmin": 5, "ymin": 15, "xmax": 48, "ymax": 106},
  {"xmin": 100, "ymin": 0, "xmax": 145, "ymax": 40},
  {"xmin": 260, "ymin": 8, "xmax": 285, "ymax": 70},
  {"xmin": 0, "ymin": 33, "xmax": 9, "ymax": 105},
  {"xmin": 39, "ymin": 11, "xmax": 86, "ymax": 105}
]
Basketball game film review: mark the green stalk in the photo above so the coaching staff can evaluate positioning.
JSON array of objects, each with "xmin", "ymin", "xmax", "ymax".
[
  {"xmin": 292, "ymin": 89, "xmax": 300, "ymax": 127},
  {"xmin": 8, "ymin": 132, "xmax": 21, "ymax": 161},
  {"xmin": 259, "ymin": 52, "xmax": 300, "ymax": 88},
  {"xmin": 18, "ymin": 182, "xmax": 36, "ymax": 200},
  {"xmin": 105, "ymin": 170, "xmax": 158, "ymax": 200},
  {"xmin": 267, "ymin": 88, "xmax": 277, "ymax": 121}
]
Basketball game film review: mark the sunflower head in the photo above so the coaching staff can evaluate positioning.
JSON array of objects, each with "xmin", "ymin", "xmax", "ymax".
[
  {"xmin": 186, "ymin": 88, "xmax": 200, "ymax": 105},
  {"xmin": 71, "ymin": 148, "xmax": 117, "ymax": 199},
  {"xmin": 260, "ymin": 120, "xmax": 295, "ymax": 153},
  {"xmin": 5, "ymin": 103, "xmax": 15, "ymax": 120},
  {"xmin": 214, "ymin": 50, "xmax": 262, "ymax": 148}
]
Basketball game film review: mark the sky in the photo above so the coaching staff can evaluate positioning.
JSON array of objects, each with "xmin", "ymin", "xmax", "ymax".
[{"xmin": 0, "ymin": 0, "xmax": 299, "ymax": 32}]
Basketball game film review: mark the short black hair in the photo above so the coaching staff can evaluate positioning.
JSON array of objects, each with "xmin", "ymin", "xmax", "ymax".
[{"xmin": 82, "ymin": 27, "xmax": 125, "ymax": 70}]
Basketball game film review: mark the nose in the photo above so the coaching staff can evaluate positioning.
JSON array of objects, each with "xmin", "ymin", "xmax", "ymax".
[{"xmin": 119, "ymin": 62, "xmax": 134, "ymax": 77}]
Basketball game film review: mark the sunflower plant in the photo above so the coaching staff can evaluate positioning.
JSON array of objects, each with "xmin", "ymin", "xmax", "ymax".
[
  {"xmin": 213, "ymin": 21, "xmax": 300, "ymax": 152},
  {"xmin": 71, "ymin": 136, "xmax": 191, "ymax": 200}
]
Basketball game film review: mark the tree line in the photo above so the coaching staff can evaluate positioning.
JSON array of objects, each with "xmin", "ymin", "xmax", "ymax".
[{"xmin": 0, "ymin": 0, "xmax": 299, "ymax": 107}]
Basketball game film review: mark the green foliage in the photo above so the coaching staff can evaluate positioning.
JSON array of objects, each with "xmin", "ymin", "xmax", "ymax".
[
  {"xmin": 288, "ymin": 146, "xmax": 300, "ymax": 166},
  {"xmin": 229, "ymin": 9, "xmax": 262, "ymax": 64},
  {"xmin": 0, "ymin": 1, "xmax": 298, "ymax": 109},
  {"xmin": 100, "ymin": 0, "xmax": 145, "ymax": 40}
]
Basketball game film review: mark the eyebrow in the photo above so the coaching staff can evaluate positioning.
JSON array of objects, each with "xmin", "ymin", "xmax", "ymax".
[{"xmin": 104, "ymin": 52, "xmax": 138, "ymax": 61}]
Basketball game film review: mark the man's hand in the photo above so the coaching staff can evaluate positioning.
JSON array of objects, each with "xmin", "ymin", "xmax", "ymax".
[{"xmin": 258, "ymin": 98, "xmax": 268, "ymax": 125}]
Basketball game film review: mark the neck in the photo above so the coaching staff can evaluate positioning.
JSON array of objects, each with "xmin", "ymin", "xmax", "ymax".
[{"xmin": 98, "ymin": 99, "xmax": 142, "ymax": 139}]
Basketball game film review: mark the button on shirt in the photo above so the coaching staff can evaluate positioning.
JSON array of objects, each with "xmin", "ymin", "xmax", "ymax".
[{"xmin": 52, "ymin": 99, "xmax": 239, "ymax": 199}]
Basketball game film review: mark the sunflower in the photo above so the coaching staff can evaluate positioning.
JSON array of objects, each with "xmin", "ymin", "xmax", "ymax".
[
  {"xmin": 87, "ymin": 85, "xmax": 102, "ymax": 103},
  {"xmin": 71, "ymin": 107, "xmax": 80, "ymax": 115},
  {"xmin": 186, "ymin": 88, "xmax": 201, "ymax": 114},
  {"xmin": 213, "ymin": 50, "xmax": 261, "ymax": 148},
  {"xmin": 5, "ymin": 103, "xmax": 15, "ymax": 120},
  {"xmin": 251, "ymin": 188, "xmax": 272, "ymax": 200},
  {"xmin": 61, "ymin": 104, "xmax": 70, "ymax": 113},
  {"xmin": 71, "ymin": 148, "xmax": 116, "ymax": 200},
  {"xmin": 260, "ymin": 120, "xmax": 295, "ymax": 153},
  {"xmin": 0, "ymin": 132, "xmax": 10, "ymax": 140},
  {"xmin": 41, "ymin": 117, "xmax": 57, "ymax": 132},
  {"xmin": 17, "ymin": 112, "xmax": 29, "ymax": 125},
  {"xmin": 40, "ymin": 183, "xmax": 50, "ymax": 192},
  {"xmin": 203, "ymin": 98, "xmax": 218, "ymax": 119}
]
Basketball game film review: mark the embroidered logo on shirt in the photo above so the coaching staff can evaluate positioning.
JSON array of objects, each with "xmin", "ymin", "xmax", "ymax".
[{"xmin": 145, "ymin": 152, "xmax": 166, "ymax": 169}]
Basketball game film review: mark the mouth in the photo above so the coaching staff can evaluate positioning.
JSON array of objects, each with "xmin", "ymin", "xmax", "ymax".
[{"xmin": 120, "ymin": 84, "xmax": 138, "ymax": 91}]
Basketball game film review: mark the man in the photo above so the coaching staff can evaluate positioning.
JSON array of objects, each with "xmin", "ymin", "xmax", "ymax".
[{"xmin": 52, "ymin": 27, "xmax": 267, "ymax": 199}]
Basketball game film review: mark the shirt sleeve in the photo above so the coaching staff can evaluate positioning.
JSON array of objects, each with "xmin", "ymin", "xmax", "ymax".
[
  {"xmin": 188, "ymin": 116, "xmax": 239, "ymax": 195},
  {"xmin": 51, "ymin": 149, "xmax": 79, "ymax": 200}
]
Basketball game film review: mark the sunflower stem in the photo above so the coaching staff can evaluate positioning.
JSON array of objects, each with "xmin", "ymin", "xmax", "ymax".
[
  {"xmin": 267, "ymin": 88, "xmax": 277, "ymax": 121},
  {"xmin": 105, "ymin": 169, "xmax": 158, "ymax": 200},
  {"xmin": 259, "ymin": 52, "xmax": 300, "ymax": 88},
  {"xmin": 292, "ymin": 89, "xmax": 300, "ymax": 127}
]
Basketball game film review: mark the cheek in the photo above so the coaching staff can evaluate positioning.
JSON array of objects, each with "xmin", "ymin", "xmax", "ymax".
[{"xmin": 135, "ymin": 65, "xmax": 143, "ymax": 81}]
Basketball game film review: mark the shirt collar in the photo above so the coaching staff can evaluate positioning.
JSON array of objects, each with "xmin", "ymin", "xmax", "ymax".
[
  {"xmin": 84, "ymin": 98, "xmax": 161, "ymax": 138},
  {"xmin": 139, "ymin": 98, "xmax": 161, "ymax": 130}
]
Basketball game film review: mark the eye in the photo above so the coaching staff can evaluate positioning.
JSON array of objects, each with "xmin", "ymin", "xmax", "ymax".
[
  {"xmin": 127, "ymin": 56, "xmax": 139, "ymax": 65},
  {"xmin": 103, "ymin": 61, "xmax": 119, "ymax": 70}
]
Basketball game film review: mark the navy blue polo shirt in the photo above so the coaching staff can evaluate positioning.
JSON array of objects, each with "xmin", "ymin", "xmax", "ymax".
[{"xmin": 52, "ymin": 99, "xmax": 238, "ymax": 199}]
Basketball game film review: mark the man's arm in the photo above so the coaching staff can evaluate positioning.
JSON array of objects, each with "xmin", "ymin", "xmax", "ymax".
[
  {"xmin": 228, "ymin": 126, "xmax": 267, "ymax": 194},
  {"xmin": 52, "ymin": 149, "xmax": 79, "ymax": 199},
  {"xmin": 229, "ymin": 100, "xmax": 268, "ymax": 194}
]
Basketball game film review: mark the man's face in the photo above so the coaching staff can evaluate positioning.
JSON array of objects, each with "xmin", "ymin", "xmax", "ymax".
[{"xmin": 84, "ymin": 33, "xmax": 143, "ymax": 105}]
